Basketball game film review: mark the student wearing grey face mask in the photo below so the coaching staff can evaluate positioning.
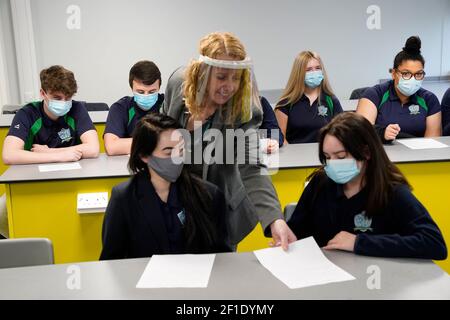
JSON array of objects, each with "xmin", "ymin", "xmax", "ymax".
[{"xmin": 100, "ymin": 113, "xmax": 231, "ymax": 260}]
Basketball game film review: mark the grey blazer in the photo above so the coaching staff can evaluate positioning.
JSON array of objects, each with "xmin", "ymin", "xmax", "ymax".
[{"xmin": 163, "ymin": 67, "xmax": 283, "ymax": 246}]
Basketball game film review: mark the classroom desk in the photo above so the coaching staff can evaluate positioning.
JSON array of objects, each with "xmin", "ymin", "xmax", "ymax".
[
  {"xmin": 0, "ymin": 250, "xmax": 448, "ymax": 299},
  {"xmin": 1, "ymin": 138, "xmax": 450, "ymax": 273}
]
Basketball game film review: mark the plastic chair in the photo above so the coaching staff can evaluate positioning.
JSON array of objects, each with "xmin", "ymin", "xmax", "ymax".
[{"xmin": 0, "ymin": 238, "xmax": 54, "ymax": 268}]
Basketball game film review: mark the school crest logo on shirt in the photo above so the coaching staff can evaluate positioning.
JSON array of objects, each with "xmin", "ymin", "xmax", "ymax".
[
  {"xmin": 318, "ymin": 105, "xmax": 328, "ymax": 117},
  {"xmin": 177, "ymin": 209, "xmax": 186, "ymax": 226},
  {"xmin": 408, "ymin": 104, "xmax": 420, "ymax": 115},
  {"xmin": 57, "ymin": 128, "xmax": 73, "ymax": 143},
  {"xmin": 354, "ymin": 211, "xmax": 373, "ymax": 232}
]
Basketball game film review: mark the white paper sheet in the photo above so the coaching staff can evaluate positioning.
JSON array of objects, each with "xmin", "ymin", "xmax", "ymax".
[
  {"xmin": 136, "ymin": 254, "xmax": 216, "ymax": 288},
  {"xmin": 253, "ymin": 237, "xmax": 355, "ymax": 289},
  {"xmin": 397, "ymin": 138, "xmax": 449, "ymax": 150},
  {"xmin": 38, "ymin": 162, "xmax": 82, "ymax": 172}
]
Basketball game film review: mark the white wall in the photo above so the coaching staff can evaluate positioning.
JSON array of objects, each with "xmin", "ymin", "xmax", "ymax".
[
  {"xmin": 7, "ymin": 0, "xmax": 449, "ymax": 106},
  {"xmin": 0, "ymin": 0, "xmax": 21, "ymax": 105}
]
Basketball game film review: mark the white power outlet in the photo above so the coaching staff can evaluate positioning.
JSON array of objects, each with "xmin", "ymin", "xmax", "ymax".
[{"xmin": 77, "ymin": 192, "xmax": 108, "ymax": 214}]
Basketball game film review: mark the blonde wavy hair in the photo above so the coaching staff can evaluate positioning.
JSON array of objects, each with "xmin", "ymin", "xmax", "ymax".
[
  {"xmin": 183, "ymin": 32, "xmax": 253, "ymax": 124},
  {"xmin": 276, "ymin": 51, "xmax": 334, "ymax": 108}
]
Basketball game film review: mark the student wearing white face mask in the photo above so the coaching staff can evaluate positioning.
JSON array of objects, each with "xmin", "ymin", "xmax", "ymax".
[
  {"xmin": 357, "ymin": 36, "xmax": 442, "ymax": 143},
  {"xmin": 103, "ymin": 60, "xmax": 164, "ymax": 155},
  {"xmin": 100, "ymin": 113, "xmax": 231, "ymax": 259},
  {"xmin": 2, "ymin": 65, "xmax": 99, "ymax": 165},
  {"xmin": 287, "ymin": 112, "xmax": 447, "ymax": 260}
]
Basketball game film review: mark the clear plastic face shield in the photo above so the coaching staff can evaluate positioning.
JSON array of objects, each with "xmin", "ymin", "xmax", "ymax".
[{"xmin": 195, "ymin": 54, "xmax": 261, "ymax": 124}]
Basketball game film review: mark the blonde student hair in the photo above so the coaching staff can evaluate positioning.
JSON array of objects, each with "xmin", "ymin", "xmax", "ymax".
[
  {"xmin": 276, "ymin": 51, "xmax": 334, "ymax": 108},
  {"xmin": 183, "ymin": 32, "xmax": 253, "ymax": 124}
]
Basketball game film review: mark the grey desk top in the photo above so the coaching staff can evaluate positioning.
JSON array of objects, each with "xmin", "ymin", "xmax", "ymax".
[
  {"xmin": 1, "ymin": 137, "xmax": 450, "ymax": 183},
  {"xmin": 0, "ymin": 111, "xmax": 109, "ymax": 128},
  {"xmin": 0, "ymin": 250, "xmax": 448, "ymax": 300},
  {"xmin": 0, "ymin": 153, "xmax": 130, "ymax": 183},
  {"xmin": 265, "ymin": 136, "xmax": 450, "ymax": 170}
]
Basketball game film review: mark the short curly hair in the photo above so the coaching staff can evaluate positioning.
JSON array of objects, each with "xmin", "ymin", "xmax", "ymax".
[{"xmin": 40, "ymin": 65, "xmax": 77, "ymax": 97}]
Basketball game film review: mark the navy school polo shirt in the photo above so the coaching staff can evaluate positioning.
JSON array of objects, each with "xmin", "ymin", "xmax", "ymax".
[
  {"xmin": 156, "ymin": 182, "xmax": 185, "ymax": 254},
  {"xmin": 287, "ymin": 173, "xmax": 447, "ymax": 259},
  {"xmin": 104, "ymin": 94, "xmax": 164, "ymax": 138},
  {"xmin": 7, "ymin": 100, "xmax": 95, "ymax": 150},
  {"xmin": 362, "ymin": 80, "xmax": 441, "ymax": 137},
  {"xmin": 441, "ymin": 88, "xmax": 450, "ymax": 136},
  {"xmin": 259, "ymin": 96, "xmax": 284, "ymax": 146},
  {"xmin": 275, "ymin": 94, "xmax": 343, "ymax": 143}
]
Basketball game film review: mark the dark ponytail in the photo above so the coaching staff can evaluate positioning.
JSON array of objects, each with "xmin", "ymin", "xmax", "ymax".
[{"xmin": 393, "ymin": 36, "xmax": 425, "ymax": 69}]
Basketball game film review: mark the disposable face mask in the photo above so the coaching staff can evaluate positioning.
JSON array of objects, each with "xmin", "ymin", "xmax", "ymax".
[
  {"xmin": 397, "ymin": 77, "xmax": 422, "ymax": 97},
  {"xmin": 134, "ymin": 92, "xmax": 159, "ymax": 111},
  {"xmin": 47, "ymin": 99, "xmax": 72, "ymax": 117},
  {"xmin": 147, "ymin": 155, "xmax": 184, "ymax": 183},
  {"xmin": 324, "ymin": 158, "xmax": 360, "ymax": 184},
  {"xmin": 304, "ymin": 70, "xmax": 324, "ymax": 88}
]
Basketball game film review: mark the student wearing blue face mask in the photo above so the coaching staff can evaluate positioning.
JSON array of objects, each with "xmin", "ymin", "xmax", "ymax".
[
  {"xmin": 104, "ymin": 60, "xmax": 164, "ymax": 155},
  {"xmin": 288, "ymin": 112, "xmax": 447, "ymax": 259},
  {"xmin": 2, "ymin": 65, "xmax": 99, "ymax": 165},
  {"xmin": 100, "ymin": 113, "xmax": 230, "ymax": 259},
  {"xmin": 275, "ymin": 51, "xmax": 343, "ymax": 144},
  {"xmin": 357, "ymin": 36, "xmax": 442, "ymax": 143}
]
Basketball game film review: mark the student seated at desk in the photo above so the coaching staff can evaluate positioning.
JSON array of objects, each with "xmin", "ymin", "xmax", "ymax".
[
  {"xmin": 2, "ymin": 65, "xmax": 99, "ymax": 165},
  {"xmin": 100, "ymin": 113, "xmax": 231, "ymax": 260},
  {"xmin": 356, "ymin": 36, "xmax": 441, "ymax": 143},
  {"xmin": 442, "ymin": 87, "xmax": 450, "ymax": 136},
  {"xmin": 259, "ymin": 96, "xmax": 284, "ymax": 154},
  {"xmin": 103, "ymin": 60, "xmax": 164, "ymax": 155},
  {"xmin": 288, "ymin": 112, "xmax": 447, "ymax": 260},
  {"xmin": 275, "ymin": 51, "xmax": 343, "ymax": 144}
]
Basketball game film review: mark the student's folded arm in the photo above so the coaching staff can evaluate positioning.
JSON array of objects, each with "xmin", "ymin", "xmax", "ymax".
[
  {"xmin": 2, "ymin": 135, "xmax": 67, "ymax": 165},
  {"xmin": 77, "ymin": 129, "xmax": 100, "ymax": 158},
  {"xmin": 424, "ymin": 112, "xmax": 442, "ymax": 137},
  {"xmin": 99, "ymin": 186, "xmax": 129, "ymax": 260},
  {"xmin": 104, "ymin": 133, "xmax": 132, "ymax": 156},
  {"xmin": 354, "ymin": 188, "xmax": 447, "ymax": 260}
]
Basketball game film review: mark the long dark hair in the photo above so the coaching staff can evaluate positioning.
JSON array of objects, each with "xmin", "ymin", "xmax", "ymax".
[
  {"xmin": 311, "ymin": 112, "xmax": 410, "ymax": 217},
  {"xmin": 129, "ymin": 113, "xmax": 220, "ymax": 251}
]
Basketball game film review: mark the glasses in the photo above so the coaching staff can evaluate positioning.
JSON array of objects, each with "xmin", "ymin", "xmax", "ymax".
[{"xmin": 395, "ymin": 69, "xmax": 426, "ymax": 80}]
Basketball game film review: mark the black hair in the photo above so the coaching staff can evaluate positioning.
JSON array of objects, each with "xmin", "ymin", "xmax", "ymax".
[
  {"xmin": 129, "ymin": 113, "xmax": 221, "ymax": 251},
  {"xmin": 393, "ymin": 36, "xmax": 425, "ymax": 69},
  {"xmin": 129, "ymin": 60, "xmax": 162, "ymax": 88}
]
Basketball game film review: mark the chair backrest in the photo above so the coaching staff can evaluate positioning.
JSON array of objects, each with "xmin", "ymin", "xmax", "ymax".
[
  {"xmin": 2, "ymin": 104, "xmax": 22, "ymax": 114},
  {"xmin": 85, "ymin": 102, "xmax": 109, "ymax": 111},
  {"xmin": 0, "ymin": 238, "xmax": 54, "ymax": 269},
  {"xmin": 284, "ymin": 202, "xmax": 297, "ymax": 223},
  {"xmin": 349, "ymin": 87, "xmax": 369, "ymax": 100}
]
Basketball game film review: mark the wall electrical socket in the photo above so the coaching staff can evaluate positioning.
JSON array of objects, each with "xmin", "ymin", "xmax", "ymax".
[{"xmin": 77, "ymin": 192, "xmax": 108, "ymax": 214}]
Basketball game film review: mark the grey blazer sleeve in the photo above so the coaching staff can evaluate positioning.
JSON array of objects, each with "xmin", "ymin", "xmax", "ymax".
[
  {"xmin": 237, "ymin": 104, "xmax": 283, "ymax": 235},
  {"xmin": 163, "ymin": 66, "xmax": 186, "ymax": 122}
]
